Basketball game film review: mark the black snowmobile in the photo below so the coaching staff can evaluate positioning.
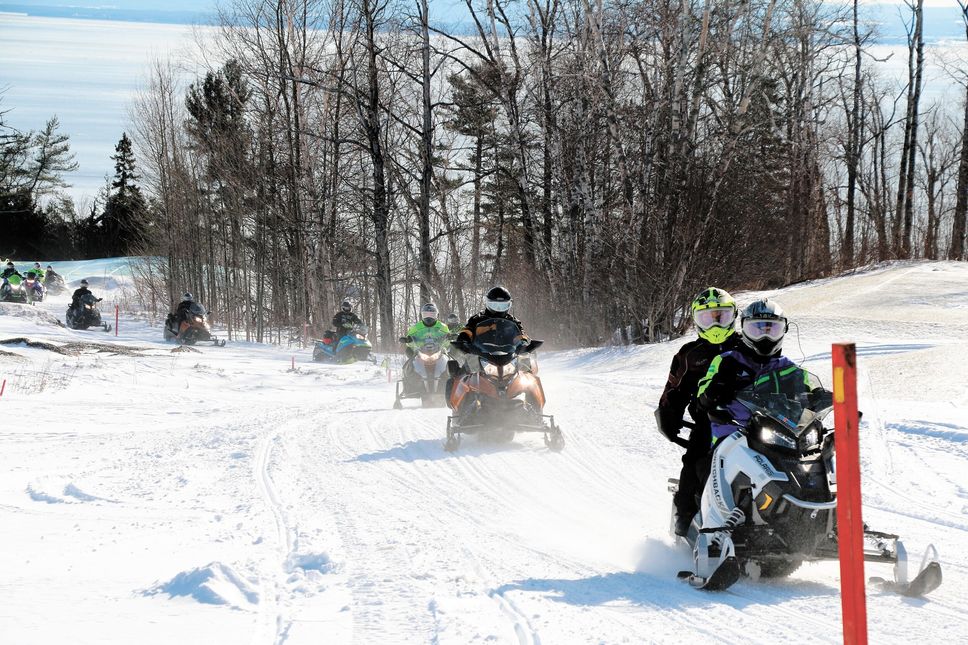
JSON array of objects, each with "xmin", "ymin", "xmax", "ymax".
[
  {"xmin": 671, "ymin": 366, "xmax": 942, "ymax": 596},
  {"xmin": 66, "ymin": 293, "xmax": 112, "ymax": 332},
  {"xmin": 164, "ymin": 302, "xmax": 225, "ymax": 346}
]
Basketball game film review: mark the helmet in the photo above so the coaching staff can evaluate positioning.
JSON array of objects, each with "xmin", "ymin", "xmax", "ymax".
[
  {"xmin": 5, "ymin": 261, "xmax": 13, "ymax": 268},
  {"xmin": 446, "ymin": 313, "xmax": 461, "ymax": 327},
  {"xmin": 420, "ymin": 302, "xmax": 438, "ymax": 326},
  {"xmin": 80, "ymin": 279, "xmax": 89, "ymax": 287},
  {"xmin": 47, "ymin": 265, "xmax": 53, "ymax": 269},
  {"xmin": 690, "ymin": 287, "xmax": 737, "ymax": 344},
  {"xmin": 341, "ymin": 301, "xmax": 352, "ymax": 313},
  {"xmin": 34, "ymin": 262, "xmax": 41, "ymax": 268},
  {"xmin": 181, "ymin": 292, "xmax": 194, "ymax": 302},
  {"xmin": 484, "ymin": 286, "xmax": 512, "ymax": 314},
  {"xmin": 740, "ymin": 298, "xmax": 788, "ymax": 356}
]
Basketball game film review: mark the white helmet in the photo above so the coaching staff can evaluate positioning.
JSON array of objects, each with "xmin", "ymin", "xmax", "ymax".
[
  {"xmin": 420, "ymin": 302, "xmax": 439, "ymax": 325},
  {"xmin": 181, "ymin": 292, "xmax": 194, "ymax": 303},
  {"xmin": 740, "ymin": 298, "xmax": 788, "ymax": 356}
]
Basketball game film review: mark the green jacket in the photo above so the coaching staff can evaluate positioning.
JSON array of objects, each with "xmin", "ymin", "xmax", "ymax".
[{"xmin": 405, "ymin": 320, "xmax": 450, "ymax": 350}]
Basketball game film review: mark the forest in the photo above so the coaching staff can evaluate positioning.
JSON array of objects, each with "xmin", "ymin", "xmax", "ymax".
[{"xmin": 3, "ymin": 0, "xmax": 968, "ymax": 347}]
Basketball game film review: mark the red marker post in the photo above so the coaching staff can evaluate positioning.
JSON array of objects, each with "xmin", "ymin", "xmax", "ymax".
[{"xmin": 833, "ymin": 343, "xmax": 867, "ymax": 645}]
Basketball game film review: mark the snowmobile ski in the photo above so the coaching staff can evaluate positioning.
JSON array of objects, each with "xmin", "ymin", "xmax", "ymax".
[
  {"xmin": 869, "ymin": 543, "xmax": 943, "ymax": 597},
  {"xmin": 677, "ymin": 556, "xmax": 740, "ymax": 591}
]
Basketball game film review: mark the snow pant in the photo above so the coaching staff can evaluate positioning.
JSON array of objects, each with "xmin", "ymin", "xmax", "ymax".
[{"xmin": 673, "ymin": 420, "xmax": 713, "ymax": 520}]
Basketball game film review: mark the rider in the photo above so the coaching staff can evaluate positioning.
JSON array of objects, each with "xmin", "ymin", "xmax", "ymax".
[
  {"xmin": 656, "ymin": 287, "xmax": 740, "ymax": 537},
  {"xmin": 2, "ymin": 260, "xmax": 22, "ymax": 281},
  {"xmin": 455, "ymin": 286, "xmax": 527, "ymax": 345},
  {"xmin": 174, "ymin": 292, "xmax": 195, "ymax": 325},
  {"xmin": 446, "ymin": 287, "xmax": 529, "ymax": 407},
  {"xmin": 445, "ymin": 313, "xmax": 461, "ymax": 337},
  {"xmin": 697, "ymin": 298, "xmax": 802, "ymax": 447},
  {"xmin": 400, "ymin": 303, "xmax": 451, "ymax": 380},
  {"xmin": 30, "ymin": 263, "xmax": 45, "ymax": 281},
  {"xmin": 401, "ymin": 303, "xmax": 451, "ymax": 356},
  {"xmin": 70, "ymin": 279, "xmax": 97, "ymax": 309},
  {"xmin": 332, "ymin": 301, "xmax": 364, "ymax": 338}
]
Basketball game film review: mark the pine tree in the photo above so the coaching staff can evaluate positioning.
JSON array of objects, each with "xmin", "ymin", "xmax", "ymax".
[{"xmin": 92, "ymin": 133, "xmax": 147, "ymax": 256}]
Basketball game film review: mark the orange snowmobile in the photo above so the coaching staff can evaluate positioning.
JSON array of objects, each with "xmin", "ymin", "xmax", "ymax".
[{"xmin": 445, "ymin": 318, "xmax": 563, "ymax": 452}]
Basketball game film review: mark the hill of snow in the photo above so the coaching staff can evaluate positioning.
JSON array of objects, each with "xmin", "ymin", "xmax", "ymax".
[{"xmin": 0, "ymin": 259, "xmax": 966, "ymax": 644}]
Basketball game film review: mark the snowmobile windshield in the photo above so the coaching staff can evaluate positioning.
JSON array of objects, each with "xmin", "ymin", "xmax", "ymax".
[
  {"xmin": 188, "ymin": 302, "xmax": 206, "ymax": 317},
  {"xmin": 80, "ymin": 293, "xmax": 98, "ymax": 306},
  {"xmin": 471, "ymin": 318, "xmax": 526, "ymax": 365},
  {"xmin": 735, "ymin": 368, "xmax": 831, "ymax": 434}
]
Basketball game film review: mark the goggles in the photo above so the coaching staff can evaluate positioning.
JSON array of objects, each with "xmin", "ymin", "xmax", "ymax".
[
  {"xmin": 742, "ymin": 318, "xmax": 786, "ymax": 341},
  {"xmin": 694, "ymin": 307, "xmax": 735, "ymax": 330},
  {"xmin": 486, "ymin": 299, "xmax": 511, "ymax": 313}
]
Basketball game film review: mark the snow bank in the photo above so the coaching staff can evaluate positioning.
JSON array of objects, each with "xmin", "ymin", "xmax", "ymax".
[
  {"xmin": 145, "ymin": 563, "xmax": 260, "ymax": 608},
  {"xmin": 0, "ymin": 302, "xmax": 63, "ymax": 329}
]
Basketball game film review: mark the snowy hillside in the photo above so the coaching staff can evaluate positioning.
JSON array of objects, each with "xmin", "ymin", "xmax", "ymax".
[{"xmin": 1, "ymin": 260, "xmax": 967, "ymax": 644}]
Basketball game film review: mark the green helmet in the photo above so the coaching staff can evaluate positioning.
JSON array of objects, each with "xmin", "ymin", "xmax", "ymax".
[{"xmin": 690, "ymin": 287, "xmax": 737, "ymax": 344}]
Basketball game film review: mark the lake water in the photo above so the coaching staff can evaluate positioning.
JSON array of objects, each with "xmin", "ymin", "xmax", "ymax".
[{"xmin": 1, "ymin": 12, "xmax": 966, "ymax": 208}]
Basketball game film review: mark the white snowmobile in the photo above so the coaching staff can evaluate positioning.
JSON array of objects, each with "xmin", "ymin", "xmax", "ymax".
[{"xmin": 672, "ymin": 367, "xmax": 942, "ymax": 596}]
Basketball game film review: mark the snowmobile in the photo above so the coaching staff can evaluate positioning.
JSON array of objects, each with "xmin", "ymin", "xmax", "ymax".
[
  {"xmin": 44, "ymin": 271, "xmax": 67, "ymax": 295},
  {"xmin": 673, "ymin": 366, "xmax": 942, "ymax": 596},
  {"xmin": 393, "ymin": 337, "xmax": 449, "ymax": 408},
  {"xmin": 164, "ymin": 302, "xmax": 225, "ymax": 346},
  {"xmin": 0, "ymin": 275, "xmax": 27, "ymax": 303},
  {"xmin": 24, "ymin": 272, "xmax": 45, "ymax": 303},
  {"xmin": 312, "ymin": 324, "xmax": 373, "ymax": 363},
  {"xmin": 444, "ymin": 318, "xmax": 563, "ymax": 452},
  {"xmin": 66, "ymin": 293, "xmax": 112, "ymax": 332}
]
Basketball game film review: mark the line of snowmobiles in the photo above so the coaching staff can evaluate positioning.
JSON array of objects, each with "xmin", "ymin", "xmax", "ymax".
[
  {"xmin": 164, "ymin": 303, "xmax": 225, "ymax": 346},
  {"xmin": 387, "ymin": 318, "xmax": 563, "ymax": 452},
  {"xmin": 669, "ymin": 367, "xmax": 942, "ymax": 597}
]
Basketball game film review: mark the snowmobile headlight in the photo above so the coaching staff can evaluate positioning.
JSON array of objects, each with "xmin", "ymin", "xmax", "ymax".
[
  {"xmin": 419, "ymin": 351, "xmax": 442, "ymax": 361},
  {"xmin": 482, "ymin": 360, "xmax": 500, "ymax": 377},
  {"xmin": 759, "ymin": 425, "xmax": 797, "ymax": 450},
  {"xmin": 801, "ymin": 427, "xmax": 821, "ymax": 451},
  {"xmin": 194, "ymin": 315, "xmax": 203, "ymax": 322},
  {"xmin": 85, "ymin": 304, "xmax": 92, "ymax": 309},
  {"xmin": 503, "ymin": 361, "xmax": 517, "ymax": 376}
]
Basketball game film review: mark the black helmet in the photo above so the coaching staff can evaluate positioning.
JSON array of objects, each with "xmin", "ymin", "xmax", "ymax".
[
  {"xmin": 80, "ymin": 279, "xmax": 89, "ymax": 287},
  {"xmin": 181, "ymin": 292, "xmax": 194, "ymax": 302},
  {"xmin": 446, "ymin": 313, "xmax": 461, "ymax": 327},
  {"xmin": 341, "ymin": 301, "xmax": 352, "ymax": 313},
  {"xmin": 420, "ymin": 302, "xmax": 438, "ymax": 326},
  {"xmin": 740, "ymin": 298, "xmax": 788, "ymax": 356},
  {"xmin": 484, "ymin": 286, "xmax": 512, "ymax": 314},
  {"xmin": 5, "ymin": 261, "xmax": 13, "ymax": 268}
]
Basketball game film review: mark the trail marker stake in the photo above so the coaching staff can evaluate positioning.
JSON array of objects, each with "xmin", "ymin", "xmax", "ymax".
[
  {"xmin": 291, "ymin": 355, "xmax": 295, "ymax": 371},
  {"xmin": 0, "ymin": 378, "xmax": 6, "ymax": 398},
  {"xmin": 115, "ymin": 305, "xmax": 119, "ymax": 336},
  {"xmin": 833, "ymin": 343, "xmax": 867, "ymax": 645}
]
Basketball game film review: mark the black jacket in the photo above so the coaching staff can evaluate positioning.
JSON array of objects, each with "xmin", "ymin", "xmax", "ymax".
[
  {"xmin": 655, "ymin": 334, "xmax": 740, "ymax": 443},
  {"xmin": 2, "ymin": 267, "xmax": 22, "ymax": 281},
  {"xmin": 457, "ymin": 310, "xmax": 526, "ymax": 344},
  {"xmin": 332, "ymin": 311, "xmax": 363, "ymax": 332},
  {"xmin": 71, "ymin": 286, "xmax": 93, "ymax": 306}
]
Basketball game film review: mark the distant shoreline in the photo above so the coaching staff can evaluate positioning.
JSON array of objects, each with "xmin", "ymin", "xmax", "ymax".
[
  {"xmin": 1, "ymin": 3, "xmax": 966, "ymax": 43},
  {"xmin": 0, "ymin": 4, "xmax": 215, "ymax": 26}
]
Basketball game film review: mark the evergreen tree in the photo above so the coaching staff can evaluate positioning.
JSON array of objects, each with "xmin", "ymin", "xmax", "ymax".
[{"xmin": 85, "ymin": 133, "xmax": 147, "ymax": 256}]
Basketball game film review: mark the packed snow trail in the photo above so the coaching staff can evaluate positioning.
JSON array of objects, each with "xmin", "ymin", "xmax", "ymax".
[{"xmin": 1, "ymin": 260, "xmax": 967, "ymax": 643}]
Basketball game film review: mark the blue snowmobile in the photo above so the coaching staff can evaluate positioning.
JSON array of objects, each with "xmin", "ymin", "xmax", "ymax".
[{"xmin": 312, "ymin": 324, "xmax": 373, "ymax": 363}]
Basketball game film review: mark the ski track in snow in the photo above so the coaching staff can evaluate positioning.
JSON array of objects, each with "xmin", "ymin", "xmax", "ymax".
[{"xmin": 1, "ymin": 259, "xmax": 968, "ymax": 643}]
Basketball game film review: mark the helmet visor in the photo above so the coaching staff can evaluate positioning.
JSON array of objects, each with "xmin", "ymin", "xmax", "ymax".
[
  {"xmin": 486, "ymin": 299, "xmax": 511, "ymax": 313},
  {"xmin": 742, "ymin": 318, "xmax": 785, "ymax": 341},
  {"xmin": 422, "ymin": 311, "xmax": 438, "ymax": 322},
  {"xmin": 694, "ymin": 307, "xmax": 735, "ymax": 331}
]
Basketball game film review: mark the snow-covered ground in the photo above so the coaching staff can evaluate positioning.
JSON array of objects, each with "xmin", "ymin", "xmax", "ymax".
[{"xmin": 1, "ymin": 260, "xmax": 966, "ymax": 644}]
